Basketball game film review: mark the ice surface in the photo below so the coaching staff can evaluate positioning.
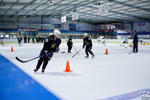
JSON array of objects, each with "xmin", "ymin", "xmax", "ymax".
[{"xmin": 0, "ymin": 40, "xmax": 150, "ymax": 100}]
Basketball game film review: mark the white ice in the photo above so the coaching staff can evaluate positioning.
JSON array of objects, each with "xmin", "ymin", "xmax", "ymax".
[{"xmin": 0, "ymin": 39, "xmax": 150, "ymax": 100}]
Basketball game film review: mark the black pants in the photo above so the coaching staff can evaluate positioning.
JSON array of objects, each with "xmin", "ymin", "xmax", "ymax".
[
  {"xmin": 85, "ymin": 46, "xmax": 94, "ymax": 57},
  {"xmin": 36, "ymin": 53, "xmax": 53, "ymax": 70},
  {"xmin": 36, "ymin": 57, "xmax": 49, "ymax": 70},
  {"xmin": 133, "ymin": 43, "xmax": 138, "ymax": 52},
  {"xmin": 68, "ymin": 45, "xmax": 72, "ymax": 53}
]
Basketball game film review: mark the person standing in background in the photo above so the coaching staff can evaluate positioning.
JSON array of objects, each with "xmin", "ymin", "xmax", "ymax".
[
  {"xmin": 17, "ymin": 35, "xmax": 22, "ymax": 46},
  {"xmin": 67, "ymin": 35, "xmax": 73, "ymax": 53},
  {"xmin": 132, "ymin": 31, "xmax": 138, "ymax": 53},
  {"xmin": 24, "ymin": 35, "xmax": 27, "ymax": 43}
]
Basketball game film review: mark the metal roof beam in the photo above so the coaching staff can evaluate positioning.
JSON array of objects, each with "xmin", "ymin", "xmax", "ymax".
[
  {"xmin": 0, "ymin": 2, "xmax": 95, "ymax": 7},
  {"xmin": 24, "ymin": 0, "xmax": 50, "ymax": 15},
  {"xmin": 31, "ymin": 0, "xmax": 64, "ymax": 15},
  {"xmin": 110, "ymin": 10, "xmax": 150, "ymax": 22},
  {"xmin": 109, "ymin": 0, "xmax": 150, "ymax": 12},
  {"xmin": 39, "ymin": 0, "xmax": 87, "ymax": 15},
  {"xmin": 48, "ymin": 0, "xmax": 94, "ymax": 16},
  {"xmin": 79, "ymin": 4, "xmax": 150, "ymax": 22},
  {"xmin": 10, "ymin": 0, "xmax": 38, "ymax": 17},
  {"xmin": 4, "ymin": 0, "xmax": 20, "ymax": 15},
  {"xmin": 64, "ymin": 5, "xmax": 134, "ymax": 22},
  {"xmin": 78, "ymin": 11, "xmax": 133, "ymax": 22}
]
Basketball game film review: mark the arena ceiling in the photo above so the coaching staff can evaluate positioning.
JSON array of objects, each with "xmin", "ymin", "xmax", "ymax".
[{"xmin": 0, "ymin": 0, "xmax": 150, "ymax": 24}]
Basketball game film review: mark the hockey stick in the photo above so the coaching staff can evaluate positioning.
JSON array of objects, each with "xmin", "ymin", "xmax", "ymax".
[
  {"xmin": 73, "ymin": 46, "xmax": 78, "ymax": 53},
  {"xmin": 72, "ymin": 49, "xmax": 82, "ymax": 57},
  {"xmin": 16, "ymin": 52, "xmax": 53, "ymax": 63},
  {"xmin": 61, "ymin": 51, "xmax": 65, "ymax": 53},
  {"xmin": 16, "ymin": 56, "xmax": 41, "ymax": 63}
]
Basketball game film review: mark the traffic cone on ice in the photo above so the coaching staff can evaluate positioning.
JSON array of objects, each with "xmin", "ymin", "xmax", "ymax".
[
  {"xmin": 105, "ymin": 48, "xmax": 108, "ymax": 54},
  {"xmin": 64, "ymin": 60, "xmax": 72, "ymax": 72},
  {"xmin": 11, "ymin": 46, "xmax": 14, "ymax": 52}
]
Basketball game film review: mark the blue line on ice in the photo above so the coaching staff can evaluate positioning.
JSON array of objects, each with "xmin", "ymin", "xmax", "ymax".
[{"xmin": 0, "ymin": 54, "xmax": 60, "ymax": 100}]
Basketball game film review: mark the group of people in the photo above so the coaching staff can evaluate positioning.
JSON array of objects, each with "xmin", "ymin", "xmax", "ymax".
[
  {"xmin": 17, "ymin": 36, "xmax": 36, "ymax": 46},
  {"xmin": 34, "ymin": 30, "xmax": 95, "ymax": 73},
  {"xmin": 33, "ymin": 29, "xmax": 139, "ymax": 73},
  {"xmin": 119, "ymin": 31, "xmax": 138, "ymax": 53}
]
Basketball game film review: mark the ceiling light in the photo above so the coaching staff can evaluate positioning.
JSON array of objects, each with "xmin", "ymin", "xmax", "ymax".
[
  {"xmin": 49, "ymin": 0, "xmax": 53, "ymax": 5},
  {"xmin": 98, "ymin": 3, "xmax": 101, "ymax": 5}
]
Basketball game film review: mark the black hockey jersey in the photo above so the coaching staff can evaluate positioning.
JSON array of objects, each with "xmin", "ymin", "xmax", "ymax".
[
  {"xmin": 133, "ymin": 35, "xmax": 138, "ymax": 44},
  {"xmin": 41, "ymin": 35, "xmax": 56, "ymax": 53},
  {"xmin": 67, "ymin": 37, "xmax": 73, "ymax": 46},
  {"xmin": 83, "ymin": 36, "xmax": 92, "ymax": 47}
]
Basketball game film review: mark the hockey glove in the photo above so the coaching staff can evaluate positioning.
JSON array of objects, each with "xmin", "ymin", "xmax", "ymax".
[{"xmin": 44, "ymin": 50, "xmax": 49, "ymax": 57}]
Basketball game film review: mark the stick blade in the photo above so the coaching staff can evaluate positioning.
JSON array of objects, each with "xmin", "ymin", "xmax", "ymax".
[
  {"xmin": 61, "ymin": 51, "xmax": 65, "ymax": 53},
  {"xmin": 15, "ymin": 57, "xmax": 26, "ymax": 63}
]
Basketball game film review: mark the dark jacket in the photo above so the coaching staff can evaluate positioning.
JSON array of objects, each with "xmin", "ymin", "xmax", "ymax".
[
  {"xmin": 83, "ymin": 36, "xmax": 92, "ymax": 48},
  {"xmin": 41, "ymin": 35, "xmax": 56, "ymax": 53},
  {"xmin": 67, "ymin": 37, "xmax": 73, "ymax": 46},
  {"xmin": 133, "ymin": 35, "xmax": 138, "ymax": 44}
]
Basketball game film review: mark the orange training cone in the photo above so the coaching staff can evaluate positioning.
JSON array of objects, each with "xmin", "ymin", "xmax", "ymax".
[
  {"xmin": 11, "ymin": 46, "xmax": 14, "ymax": 52},
  {"xmin": 64, "ymin": 60, "xmax": 72, "ymax": 72},
  {"xmin": 105, "ymin": 48, "xmax": 108, "ymax": 54}
]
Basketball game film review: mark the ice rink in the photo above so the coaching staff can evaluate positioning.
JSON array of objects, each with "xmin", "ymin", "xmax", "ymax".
[{"xmin": 0, "ymin": 40, "xmax": 150, "ymax": 100}]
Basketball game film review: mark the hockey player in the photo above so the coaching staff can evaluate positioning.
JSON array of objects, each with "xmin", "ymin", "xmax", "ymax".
[
  {"xmin": 101, "ymin": 37, "xmax": 106, "ymax": 46},
  {"xmin": 82, "ymin": 33, "xmax": 95, "ymax": 58},
  {"xmin": 139, "ymin": 38, "xmax": 145, "ymax": 45},
  {"xmin": 17, "ymin": 35, "xmax": 22, "ymax": 46},
  {"xmin": 120, "ymin": 38, "xmax": 128, "ymax": 47},
  {"xmin": 24, "ymin": 35, "xmax": 27, "ymax": 43},
  {"xmin": 67, "ymin": 35, "xmax": 73, "ymax": 53},
  {"xmin": 0, "ymin": 35, "xmax": 4, "ymax": 46},
  {"xmin": 97, "ymin": 36, "xmax": 101, "ymax": 44},
  {"xmin": 132, "ymin": 31, "xmax": 138, "ymax": 53},
  {"xmin": 34, "ymin": 29, "xmax": 61, "ymax": 73}
]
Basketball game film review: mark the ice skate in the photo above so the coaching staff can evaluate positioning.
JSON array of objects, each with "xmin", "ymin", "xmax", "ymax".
[
  {"xmin": 34, "ymin": 68, "xmax": 38, "ymax": 72},
  {"xmin": 68, "ymin": 51, "xmax": 71, "ymax": 53},
  {"xmin": 85, "ymin": 56, "xmax": 89, "ymax": 58},
  {"xmin": 91, "ymin": 55, "xmax": 95, "ymax": 58},
  {"xmin": 42, "ymin": 69, "xmax": 45, "ymax": 73}
]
